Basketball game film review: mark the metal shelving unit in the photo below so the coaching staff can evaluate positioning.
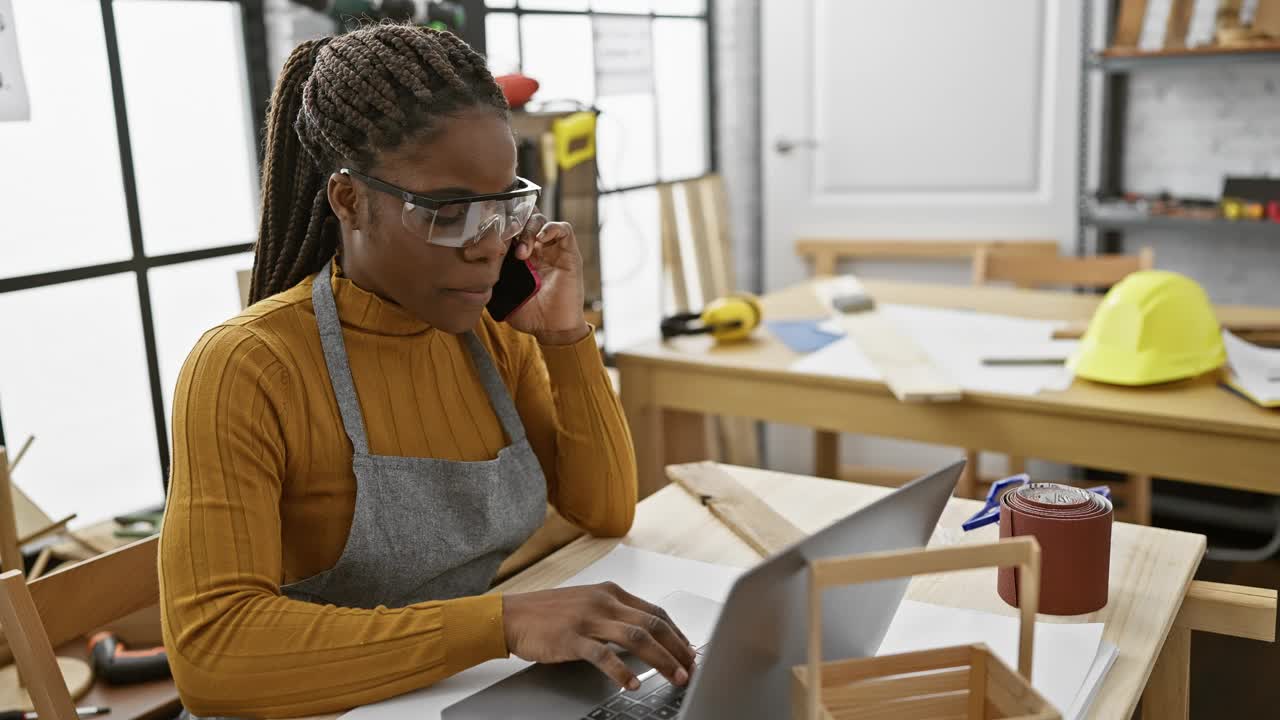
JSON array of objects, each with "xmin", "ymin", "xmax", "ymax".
[
  {"xmin": 1090, "ymin": 44, "xmax": 1280, "ymax": 71},
  {"xmin": 1077, "ymin": 2, "xmax": 1280, "ymax": 258},
  {"xmin": 1083, "ymin": 212, "xmax": 1280, "ymax": 238}
]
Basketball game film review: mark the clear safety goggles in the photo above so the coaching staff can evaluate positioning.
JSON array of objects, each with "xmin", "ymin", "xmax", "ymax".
[{"xmin": 340, "ymin": 168, "xmax": 541, "ymax": 248}]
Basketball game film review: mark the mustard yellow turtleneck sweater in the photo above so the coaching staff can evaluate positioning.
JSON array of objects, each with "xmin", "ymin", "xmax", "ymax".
[{"xmin": 158, "ymin": 267, "xmax": 637, "ymax": 718}]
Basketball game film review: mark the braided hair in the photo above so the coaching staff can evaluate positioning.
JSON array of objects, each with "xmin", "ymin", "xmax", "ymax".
[{"xmin": 249, "ymin": 23, "xmax": 509, "ymax": 304}]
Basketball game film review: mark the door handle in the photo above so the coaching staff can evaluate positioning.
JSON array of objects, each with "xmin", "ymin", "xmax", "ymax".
[{"xmin": 774, "ymin": 137, "xmax": 819, "ymax": 155}]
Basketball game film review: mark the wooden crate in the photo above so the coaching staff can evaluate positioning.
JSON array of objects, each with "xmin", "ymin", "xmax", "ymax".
[{"xmin": 792, "ymin": 537, "xmax": 1059, "ymax": 720}]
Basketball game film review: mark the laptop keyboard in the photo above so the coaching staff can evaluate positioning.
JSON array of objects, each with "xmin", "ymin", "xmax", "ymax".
[
  {"xmin": 580, "ymin": 681, "xmax": 685, "ymax": 719},
  {"xmin": 577, "ymin": 646, "xmax": 705, "ymax": 720}
]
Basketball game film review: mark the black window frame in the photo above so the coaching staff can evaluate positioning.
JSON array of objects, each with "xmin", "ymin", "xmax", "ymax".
[
  {"xmin": 480, "ymin": 1, "xmax": 720, "ymax": 194},
  {"xmin": 0, "ymin": 0, "xmax": 272, "ymax": 491}
]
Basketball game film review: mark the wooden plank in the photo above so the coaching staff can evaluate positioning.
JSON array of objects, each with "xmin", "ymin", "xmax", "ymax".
[
  {"xmin": 26, "ymin": 536, "xmax": 159, "ymax": 653},
  {"xmin": 969, "ymin": 646, "xmax": 988, "ymax": 719},
  {"xmin": 824, "ymin": 691, "xmax": 968, "ymax": 720},
  {"xmin": 1141, "ymin": 625, "xmax": 1190, "ymax": 719},
  {"xmin": 682, "ymin": 180, "xmax": 716, "ymax": 310},
  {"xmin": 0, "ymin": 449, "xmax": 24, "ymax": 574},
  {"xmin": 1174, "ymin": 580, "xmax": 1277, "ymax": 641},
  {"xmin": 666, "ymin": 462, "xmax": 805, "ymax": 556},
  {"xmin": 820, "ymin": 667, "xmax": 969, "ymax": 708},
  {"xmin": 985, "ymin": 650, "xmax": 1050, "ymax": 715},
  {"xmin": 1114, "ymin": 0, "xmax": 1150, "ymax": 46},
  {"xmin": 5, "ymin": 436, "xmax": 34, "ymax": 473},
  {"xmin": 0, "ymin": 571, "xmax": 81, "ymax": 720},
  {"xmin": 696, "ymin": 177, "xmax": 732, "ymax": 298},
  {"xmin": 1164, "ymin": 0, "xmax": 1195, "ymax": 47},
  {"xmin": 657, "ymin": 183, "xmax": 690, "ymax": 312},
  {"xmin": 795, "ymin": 239, "xmax": 1060, "ymax": 262},
  {"xmin": 802, "ymin": 645, "xmax": 973, "ymax": 689},
  {"xmin": 975, "ymin": 252, "xmax": 1148, "ymax": 290},
  {"xmin": 17, "ymin": 515, "xmax": 75, "ymax": 549},
  {"xmin": 835, "ymin": 311, "xmax": 964, "ymax": 403},
  {"xmin": 1257, "ymin": 0, "xmax": 1280, "ymax": 37},
  {"xmin": 1100, "ymin": 41, "xmax": 1280, "ymax": 58}
]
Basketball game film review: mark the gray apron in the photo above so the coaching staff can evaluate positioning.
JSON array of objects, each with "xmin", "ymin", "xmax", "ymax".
[{"xmin": 183, "ymin": 261, "xmax": 546, "ymax": 717}]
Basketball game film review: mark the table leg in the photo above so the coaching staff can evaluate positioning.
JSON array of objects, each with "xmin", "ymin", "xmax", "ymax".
[
  {"xmin": 1130, "ymin": 474, "xmax": 1153, "ymax": 526},
  {"xmin": 619, "ymin": 363, "xmax": 664, "ymax": 499},
  {"xmin": 814, "ymin": 431, "xmax": 840, "ymax": 479},
  {"xmin": 663, "ymin": 410, "xmax": 711, "ymax": 469},
  {"xmin": 1142, "ymin": 625, "xmax": 1190, "ymax": 719}
]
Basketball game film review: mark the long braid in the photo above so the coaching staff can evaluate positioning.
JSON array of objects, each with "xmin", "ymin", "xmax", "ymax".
[{"xmin": 249, "ymin": 23, "xmax": 509, "ymax": 304}]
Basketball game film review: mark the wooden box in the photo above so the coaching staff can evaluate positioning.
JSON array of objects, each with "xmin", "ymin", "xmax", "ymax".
[{"xmin": 792, "ymin": 537, "xmax": 1059, "ymax": 720}]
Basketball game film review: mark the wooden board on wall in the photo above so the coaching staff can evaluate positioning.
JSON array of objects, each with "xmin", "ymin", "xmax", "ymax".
[
  {"xmin": 1165, "ymin": 0, "xmax": 1195, "ymax": 48},
  {"xmin": 1115, "ymin": 0, "xmax": 1151, "ymax": 47}
]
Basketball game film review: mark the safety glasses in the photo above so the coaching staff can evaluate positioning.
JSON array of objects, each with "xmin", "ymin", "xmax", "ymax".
[{"xmin": 340, "ymin": 168, "xmax": 542, "ymax": 248}]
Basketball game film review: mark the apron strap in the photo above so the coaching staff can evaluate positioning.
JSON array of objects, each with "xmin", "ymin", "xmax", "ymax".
[
  {"xmin": 312, "ymin": 260, "xmax": 371, "ymax": 455},
  {"xmin": 463, "ymin": 332, "xmax": 527, "ymax": 443}
]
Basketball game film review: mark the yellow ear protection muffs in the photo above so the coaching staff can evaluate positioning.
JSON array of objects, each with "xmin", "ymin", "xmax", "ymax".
[{"xmin": 661, "ymin": 294, "xmax": 762, "ymax": 343}]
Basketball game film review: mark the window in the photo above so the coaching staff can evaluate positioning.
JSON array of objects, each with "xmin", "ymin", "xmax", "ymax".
[
  {"xmin": 483, "ymin": 1, "xmax": 714, "ymax": 353},
  {"xmin": 0, "ymin": 0, "xmax": 268, "ymax": 525}
]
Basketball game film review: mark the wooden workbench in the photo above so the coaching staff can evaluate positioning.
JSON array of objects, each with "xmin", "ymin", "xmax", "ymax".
[
  {"xmin": 301, "ymin": 463, "xmax": 1219, "ymax": 720},
  {"xmin": 616, "ymin": 279, "xmax": 1280, "ymax": 497}
]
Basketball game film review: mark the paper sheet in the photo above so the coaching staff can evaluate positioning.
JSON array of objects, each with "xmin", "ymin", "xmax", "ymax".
[
  {"xmin": 795, "ymin": 304, "xmax": 1077, "ymax": 396},
  {"xmin": 1224, "ymin": 331, "xmax": 1280, "ymax": 406},
  {"xmin": 1069, "ymin": 641, "xmax": 1119, "ymax": 720},
  {"xmin": 878, "ymin": 600, "xmax": 1106, "ymax": 719},
  {"xmin": 0, "ymin": 0, "xmax": 32, "ymax": 122},
  {"xmin": 344, "ymin": 547, "xmax": 1112, "ymax": 720}
]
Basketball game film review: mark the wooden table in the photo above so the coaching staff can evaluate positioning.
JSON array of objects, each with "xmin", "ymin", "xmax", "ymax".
[
  {"xmin": 616, "ymin": 279, "xmax": 1280, "ymax": 497},
  {"xmin": 503, "ymin": 464, "xmax": 1206, "ymax": 720}
]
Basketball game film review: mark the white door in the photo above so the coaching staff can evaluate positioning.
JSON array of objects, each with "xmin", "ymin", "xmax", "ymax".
[
  {"xmin": 762, "ymin": 0, "xmax": 1081, "ymax": 288},
  {"xmin": 760, "ymin": 0, "xmax": 1083, "ymax": 474}
]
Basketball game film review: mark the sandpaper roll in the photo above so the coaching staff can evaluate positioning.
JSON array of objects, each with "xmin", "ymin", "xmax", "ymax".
[{"xmin": 998, "ymin": 483, "xmax": 1113, "ymax": 616}]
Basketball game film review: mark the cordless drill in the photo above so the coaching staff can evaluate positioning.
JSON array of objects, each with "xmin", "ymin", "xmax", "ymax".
[{"xmin": 88, "ymin": 632, "xmax": 171, "ymax": 685}]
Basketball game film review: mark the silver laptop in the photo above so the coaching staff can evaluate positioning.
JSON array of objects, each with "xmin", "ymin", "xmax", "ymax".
[{"xmin": 443, "ymin": 459, "xmax": 964, "ymax": 720}]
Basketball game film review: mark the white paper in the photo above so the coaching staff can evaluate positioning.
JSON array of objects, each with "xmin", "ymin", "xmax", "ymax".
[
  {"xmin": 1224, "ymin": 331, "xmax": 1280, "ymax": 404},
  {"xmin": 878, "ymin": 601, "xmax": 1107, "ymax": 719},
  {"xmin": 1067, "ymin": 641, "xmax": 1119, "ymax": 720},
  {"xmin": 593, "ymin": 16, "xmax": 654, "ymax": 95},
  {"xmin": 0, "ymin": 0, "xmax": 31, "ymax": 122},
  {"xmin": 341, "ymin": 546, "xmax": 743, "ymax": 720},
  {"xmin": 794, "ymin": 304, "xmax": 1077, "ymax": 397}
]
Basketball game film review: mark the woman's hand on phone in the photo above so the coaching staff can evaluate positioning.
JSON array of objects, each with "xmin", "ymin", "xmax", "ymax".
[
  {"xmin": 502, "ymin": 583, "xmax": 697, "ymax": 691},
  {"xmin": 507, "ymin": 213, "xmax": 589, "ymax": 345}
]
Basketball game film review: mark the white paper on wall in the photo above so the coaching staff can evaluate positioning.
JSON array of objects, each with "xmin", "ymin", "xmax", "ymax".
[{"xmin": 0, "ymin": 0, "xmax": 31, "ymax": 122}]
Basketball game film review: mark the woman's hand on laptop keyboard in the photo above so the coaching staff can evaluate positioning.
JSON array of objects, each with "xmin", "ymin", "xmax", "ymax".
[{"xmin": 502, "ymin": 583, "xmax": 697, "ymax": 692}]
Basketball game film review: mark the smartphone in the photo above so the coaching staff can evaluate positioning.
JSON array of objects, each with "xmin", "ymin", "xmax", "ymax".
[{"xmin": 487, "ymin": 244, "xmax": 541, "ymax": 321}]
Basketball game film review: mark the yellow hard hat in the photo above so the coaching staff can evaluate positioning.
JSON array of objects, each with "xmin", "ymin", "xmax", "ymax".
[
  {"xmin": 661, "ymin": 294, "xmax": 762, "ymax": 343},
  {"xmin": 1068, "ymin": 270, "xmax": 1225, "ymax": 386}
]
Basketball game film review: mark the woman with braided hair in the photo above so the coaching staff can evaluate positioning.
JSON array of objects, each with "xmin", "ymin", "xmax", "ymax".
[{"xmin": 159, "ymin": 23, "xmax": 693, "ymax": 717}]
